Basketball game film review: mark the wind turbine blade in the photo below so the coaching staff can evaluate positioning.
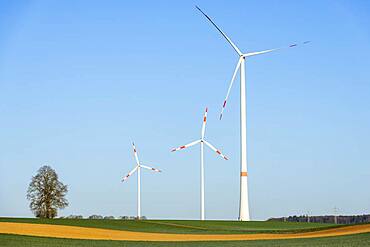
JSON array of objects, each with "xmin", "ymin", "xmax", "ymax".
[
  {"xmin": 196, "ymin": 6, "xmax": 242, "ymax": 56},
  {"xmin": 132, "ymin": 142, "xmax": 140, "ymax": 165},
  {"xmin": 244, "ymin": 41, "xmax": 310, "ymax": 57},
  {"xmin": 203, "ymin": 140, "xmax": 228, "ymax": 160},
  {"xmin": 244, "ymin": 48, "xmax": 278, "ymax": 57},
  {"xmin": 122, "ymin": 166, "xmax": 138, "ymax": 182},
  {"xmin": 220, "ymin": 58, "xmax": 242, "ymax": 120},
  {"xmin": 140, "ymin": 164, "xmax": 162, "ymax": 173},
  {"xmin": 201, "ymin": 107, "xmax": 208, "ymax": 139},
  {"xmin": 171, "ymin": 140, "xmax": 201, "ymax": 152}
]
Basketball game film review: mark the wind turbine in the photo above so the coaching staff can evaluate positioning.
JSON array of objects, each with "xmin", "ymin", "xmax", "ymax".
[
  {"xmin": 122, "ymin": 142, "xmax": 161, "ymax": 219},
  {"xmin": 171, "ymin": 107, "xmax": 228, "ymax": 220},
  {"xmin": 196, "ymin": 6, "xmax": 309, "ymax": 221}
]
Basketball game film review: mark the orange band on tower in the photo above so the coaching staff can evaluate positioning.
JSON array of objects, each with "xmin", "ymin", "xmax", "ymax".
[{"xmin": 241, "ymin": 172, "xmax": 248, "ymax": 177}]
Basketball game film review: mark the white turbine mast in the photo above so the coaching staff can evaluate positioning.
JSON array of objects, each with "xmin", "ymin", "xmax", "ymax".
[
  {"xmin": 171, "ymin": 107, "xmax": 228, "ymax": 220},
  {"xmin": 121, "ymin": 142, "xmax": 161, "ymax": 219},
  {"xmin": 196, "ymin": 5, "xmax": 309, "ymax": 221}
]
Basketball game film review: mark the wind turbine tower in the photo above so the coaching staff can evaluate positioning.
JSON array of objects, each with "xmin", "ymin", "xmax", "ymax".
[
  {"xmin": 196, "ymin": 6, "xmax": 309, "ymax": 221},
  {"xmin": 122, "ymin": 143, "xmax": 161, "ymax": 219},
  {"xmin": 171, "ymin": 107, "xmax": 228, "ymax": 220}
]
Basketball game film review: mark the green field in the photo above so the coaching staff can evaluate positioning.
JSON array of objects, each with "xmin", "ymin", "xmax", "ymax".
[
  {"xmin": 1, "ymin": 218, "xmax": 369, "ymax": 247},
  {"xmin": 0, "ymin": 217, "xmax": 337, "ymax": 234},
  {"xmin": 1, "ymin": 233, "xmax": 370, "ymax": 247}
]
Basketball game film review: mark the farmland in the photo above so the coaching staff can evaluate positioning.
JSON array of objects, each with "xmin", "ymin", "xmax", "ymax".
[
  {"xmin": 0, "ymin": 218, "xmax": 337, "ymax": 234},
  {"xmin": 0, "ymin": 218, "xmax": 369, "ymax": 246}
]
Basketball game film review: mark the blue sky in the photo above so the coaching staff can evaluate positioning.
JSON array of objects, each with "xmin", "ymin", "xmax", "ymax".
[{"xmin": 0, "ymin": 0, "xmax": 370, "ymax": 220}]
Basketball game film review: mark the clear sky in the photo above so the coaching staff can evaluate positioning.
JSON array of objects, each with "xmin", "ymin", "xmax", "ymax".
[{"xmin": 1, "ymin": 0, "xmax": 370, "ymax": 220}]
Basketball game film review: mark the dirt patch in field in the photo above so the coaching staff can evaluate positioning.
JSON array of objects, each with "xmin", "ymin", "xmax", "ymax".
[{"xmin": 0, "ymin": 222, "xmax": 369, "ymax": 241}]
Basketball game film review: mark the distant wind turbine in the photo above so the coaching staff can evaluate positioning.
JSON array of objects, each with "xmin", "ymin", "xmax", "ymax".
[
  {"xmin": 171, "ymin": 107, "xmax": 228, "ymax": 220},
  {"xmin": 196, "ymin": 5, "xmax": 309, "ymax": 221},
  {"xmin": 122, "ymin": 142, "xmax": 161, "ymax": 219}
]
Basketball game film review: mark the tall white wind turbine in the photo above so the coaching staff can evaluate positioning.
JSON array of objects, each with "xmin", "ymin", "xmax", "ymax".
[
  {"xmin": 196, "ymin": 6, "xmax": 309, "ymax": 221},
  {"xmin": 171, "ymin": 107, "xmax": 228, "ymax": 220},
  {"xmin": 122, "ymin": 142, "xmax": 161, "ymax": 219}
]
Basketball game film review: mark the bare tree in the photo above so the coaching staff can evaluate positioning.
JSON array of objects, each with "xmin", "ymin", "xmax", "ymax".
[{"xmin": 27, "ymin": 165, "xmax": 68, "ymax": 218}]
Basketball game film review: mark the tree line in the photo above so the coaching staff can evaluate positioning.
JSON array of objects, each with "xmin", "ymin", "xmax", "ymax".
[{"xmin": 268, "ymin": 215, "xmax": 370, "ymax": 224}]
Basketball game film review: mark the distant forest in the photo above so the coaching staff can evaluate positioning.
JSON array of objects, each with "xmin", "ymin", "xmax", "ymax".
[{"xmin": 268, "ymin": 214, "xmax": 370, "ymax": 224}]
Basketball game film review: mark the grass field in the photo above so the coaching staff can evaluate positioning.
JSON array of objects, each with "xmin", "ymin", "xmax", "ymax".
[
  {"xmin": 1, "ymin": 233, "xmax": 370, "ymax": 247},
  {"xmin": 0, "ymin": 217, "xmax": 337, "ymax": 234},
  {"xmin": 0, "ymin": 218, "xmax": 369, "ymax": 246}
]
